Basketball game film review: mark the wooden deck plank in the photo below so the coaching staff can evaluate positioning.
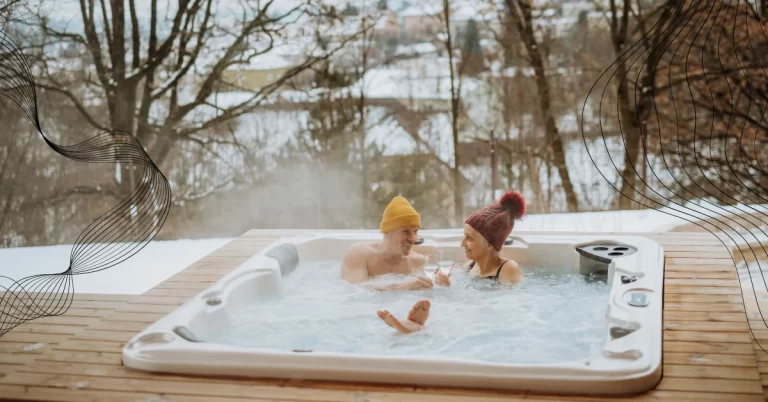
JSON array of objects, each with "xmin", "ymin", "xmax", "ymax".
[
  {"xmin": 142, "ymin": 288, "xmax": 209, "ymax": 298},
  {"xmin": 0, "ymin": 372, "xmax": 401, "ymax": 402},
  {"xmin": 663, "ymin": 294, "xmax": 745, "ymax": 303},
  {"xmin": 124, "ymin": 295, "xmax": 189, "ymax": 305},
  {"xmin": 94, "ymin": 311, "xmax": 165, "ymax": 323},
  {"xmin": 663, "ymin": 352, "xmax": 757, "ymax": 367},
  {"xmin": 655, "ymin": 377, "xmax": 763, "ymax": 394},
  {"xmin": 85, "ymin": 320, "xmax": 151, "ymax": 333},
  {"xmin": 112, "ymin": 303, "xmax": 177, "ymax": 314},
  {"xmin": 164, "ymin": 273, "xmax": 225, "ymax": 282},
  {"xmin": 663, "ymin": 321, "xmax": 748, "ymax": 332},
  {"xmin": 664, "ymin": 265, "xmax": 738, "ymax": 273},
  {"xmin": 664, "ymin": 251, "xmax": 734, "ymax": 259},
  {"xmin": 0, "ymin": 332, "xmax": 74, "ymax": 344},
  {"xmin": 664, "ymin": 303, "xmax": 745, "ymax": 312},
  {"xmin": 664, "ymin": 331, "xmax": 753, "ymax": 343},
  {"xmin": 66, "ymin": 330, "xmax": 137, "ymax": 343},
  {"xmin": 51, "ymin": 341, "xmax": 126, "ymax": 354},
  {"xmin": 663, "ymin": 311, "xmax": 747, "ymax": 322},
  {"xmin": 661, "ymin": 245, "xmax": 732, "ymax": 252},
  {"xmin": 666, "ymin": 258, "xmax": 735, "ymax": 266},
  {"xmin": 0, "ymin": 230, "xmax": 763, "ymax": 402},
  {"xmin": 0, "ymin": 384, "xmax": 317, "ymax": 402},
  {"xmin": 664, "ymin": 279, "xmax": 741, "ymax": 287},
  {"xmin": 664, "ymin": 271, "xmax": 737, "ymax": 280},
  {"xmin": 663, "ymin": 341, "xmax": 755, "ymax": 354},
  {"xmin": 7, "ymin": 323, "xmax": 88, "ymax": 336},
  {"xmin": 152, "ymin": 281, "xmax": 214, "ymax": 290},
  {"xmin": 664, "ymin": 286, "xmax": 743, "ymax": 295},
  {"xmin": 26, "ymin": 316, "xmax": 102, "ymax": 327}
]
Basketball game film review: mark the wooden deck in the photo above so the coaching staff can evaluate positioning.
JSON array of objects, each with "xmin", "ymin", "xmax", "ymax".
[{"xmin": 1, "ymin": 230, "xmax": 768, "ymax": 402}]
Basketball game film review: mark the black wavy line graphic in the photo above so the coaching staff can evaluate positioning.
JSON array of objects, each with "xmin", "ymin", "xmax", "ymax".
[
  {"xmin": 0, "ymin": 30, "xmax": 172, "ymax": 336},
  {"xmin": 582, "ymin": 0, "xmax": 768, "ymax": 353}
]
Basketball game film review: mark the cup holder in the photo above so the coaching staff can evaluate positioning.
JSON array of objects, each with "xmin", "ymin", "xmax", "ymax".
[
  {"xmin": 172, "ymin": 326, "xmax": 201, "ymax": 343},
  {"xmin": 126, "ymin": 332, "xmax": 176, "ymax": 350},
  {"xmin": 610, "ymin": 326, "xmax": 636, "ymax": 340},
  {"xmin": 621, "ymin": 275, "xmax": 638, "ymax": 284},
  {"xmin": 577, "ymin": 243, "xmax": 638, "ymax": 264}
]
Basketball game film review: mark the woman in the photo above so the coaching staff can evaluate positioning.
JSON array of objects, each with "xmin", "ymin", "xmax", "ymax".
[
  {"xmin": 459, "ymin": 190, "xmax": 527, "ymax": 284},
  {"xmin": 376, "ymin": 191, "xmax": 526, "ymax": 333}
]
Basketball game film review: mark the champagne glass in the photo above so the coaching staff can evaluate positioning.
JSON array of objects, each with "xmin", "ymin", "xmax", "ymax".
[
  {"xmin": 438, "ymin": 260, "xmax": 454, "ymax": 276},
  {"xmin": 424, "ymin": 263, "xmax": 438, "ymax": 280},
  {"xmin": 436, "ymin": 249, "xmax": 454, "ymax": 276}
]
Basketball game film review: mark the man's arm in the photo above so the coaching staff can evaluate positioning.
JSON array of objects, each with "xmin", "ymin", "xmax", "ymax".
[{"xmin": 340, "ymin": 245, "xmax": 370, "ymax": 284}]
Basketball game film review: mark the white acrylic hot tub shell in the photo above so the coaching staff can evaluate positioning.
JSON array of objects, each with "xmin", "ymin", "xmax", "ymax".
[{"xmin": 122, "ymin": 232, "xmax": 664, "ymax": 396}]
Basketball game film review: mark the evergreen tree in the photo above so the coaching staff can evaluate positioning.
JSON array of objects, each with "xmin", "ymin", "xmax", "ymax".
[
  {"xmin": 377, "ymin": 0, "xmax": 388, "ymax": 10},
  {"xmin": 460, "ymin": 19, "xmax": 484, "ymax": 76},
  {"xmin": 342, "ymin": 2, "xmax": 359, "ymax": 16}
]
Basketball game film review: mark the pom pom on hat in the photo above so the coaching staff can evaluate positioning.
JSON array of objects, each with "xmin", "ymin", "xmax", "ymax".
[{"xmin": 499, "ymin": 191, "xmax": 526, "ymax": 220}]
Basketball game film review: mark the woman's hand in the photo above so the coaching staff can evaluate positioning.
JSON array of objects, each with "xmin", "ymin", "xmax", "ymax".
[{"xmin": 434, "ymin": 271, "xmax": 451, "ymax": 287}]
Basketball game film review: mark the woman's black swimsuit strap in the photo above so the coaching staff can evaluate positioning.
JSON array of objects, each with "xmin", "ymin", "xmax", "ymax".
[{"xmin": 467, "ymin": 260, "xmax": 506, "ymax": 280}]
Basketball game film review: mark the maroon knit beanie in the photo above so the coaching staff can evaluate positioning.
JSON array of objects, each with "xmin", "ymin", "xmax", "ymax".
[{"xmin": 465, "ymin": 191, "xmax": 527, "ymax": 251}]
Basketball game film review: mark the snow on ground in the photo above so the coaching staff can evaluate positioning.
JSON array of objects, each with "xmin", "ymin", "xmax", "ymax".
[
  {"xmin": 0, "ymin": 238, "xmax": 232, "ymax": 295},
  {"xmin": 514, "ymin": 209, "xmax": 685, "ymax": 233},
  {"xmin": 0, "ymin": 209, "xmax": 688, "ymax": 294}
]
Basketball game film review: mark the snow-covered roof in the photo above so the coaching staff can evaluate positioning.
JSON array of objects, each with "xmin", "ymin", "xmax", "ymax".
[
  {"xmin": 227, "ymin": 51, "xmax": 297, "ymax": 71},
  {"xmin": 350, "ymin": 57, "xmax": 480, "ymax": 101},
  {"xmin": 400, "ymin": 4, "xmax": 442, "ymax": 17},
  {"xmin": 394, "ymin": 42, "xmax": 438, "ymax": 57}
]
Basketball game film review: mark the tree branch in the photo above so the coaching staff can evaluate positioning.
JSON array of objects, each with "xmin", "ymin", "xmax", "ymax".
[
  {"xmin": 19, "ymin": 185, "xmax": 122, "ymax": 212},
  {"xmin": 34, "ymin": 83, "xmax": 108, "ymax": 131},
  {"xmin": 128, "ymin": 0, "xmax": 141, "ymax": 70},
  {"xmin": 79, "ymin": 0, "xmax": 112, "ymax": 103}
]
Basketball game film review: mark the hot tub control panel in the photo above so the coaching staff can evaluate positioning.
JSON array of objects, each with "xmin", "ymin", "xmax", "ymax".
[{"xmin": 625, "ymin": 292, "xmax": 650, "ymax": 307}]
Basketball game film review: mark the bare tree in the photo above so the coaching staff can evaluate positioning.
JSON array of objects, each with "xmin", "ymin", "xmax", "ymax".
[
  {"xmin": 503, "ymin": 0, "xmax": 579, "ymax": 212},
  {"xmin": 17, "ymin": 0, "xmax": 363, "ymax": 202},
  {"xmin": 0, "ymin": 0, "xmax": 23, "ymax": 23},
  {"xmin": 647, "ymin": 0, "xmax": 768, "ymax": 205}
]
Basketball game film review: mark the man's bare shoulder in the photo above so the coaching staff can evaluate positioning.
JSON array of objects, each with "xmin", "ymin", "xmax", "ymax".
[{"xmin": 344, "ymin": 242, "xmax": 381, "ymax": 258}]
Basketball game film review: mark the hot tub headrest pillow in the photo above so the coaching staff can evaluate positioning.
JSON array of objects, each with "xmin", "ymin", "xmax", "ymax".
[{"xmin": 265, "ymin": 243, "xmax": 300, "ymax": 276}]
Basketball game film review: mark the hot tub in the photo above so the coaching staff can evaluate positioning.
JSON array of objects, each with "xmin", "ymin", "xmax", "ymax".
[{"xmin": 122, "ymin": 231, "xmax": 664, "ymax": 395}]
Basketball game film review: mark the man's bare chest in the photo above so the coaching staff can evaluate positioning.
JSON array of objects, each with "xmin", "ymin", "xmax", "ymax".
[{"xmin": 367, "ymin": 257, "xmax": 414, "ymax": 277}]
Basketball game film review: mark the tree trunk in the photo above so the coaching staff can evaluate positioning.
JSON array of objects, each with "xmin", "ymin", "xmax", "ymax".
[
  {"xmin": 443, "ymin": 0, "xmax": 464, "ymax": 225},
  {"xmin": 526, "ymin": 149, "xmax": 545, "ymax": 213},
  {"xmin": 616, "ymin": 0, "xmax": 669, "ymax": 209},
  {"xmin": 490, "ymin": 130, "xmax": 497, "ymax": 200},
  {"xmin": 359, "ymin": 15, "xmax": 369, "ymax": 229},
  {"xmin": 546, "ymin": 155, "xmax": 553, "ymax": 212},
  {"xmin": 506, "ymin": 0, "xmax": 578, "ymax": 212},
  {"xmin": 536, "ymin": 72, "xmax": 578, "ymax": 212},
  {"xmin": 616, "ymin": 64, "xmax": 642, "ymax": 210}
]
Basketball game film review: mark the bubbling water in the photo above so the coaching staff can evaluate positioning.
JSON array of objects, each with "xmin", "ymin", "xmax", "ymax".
[{"xmin": 208, "ymin": 261, "xmax": 610, "ymax": 364}]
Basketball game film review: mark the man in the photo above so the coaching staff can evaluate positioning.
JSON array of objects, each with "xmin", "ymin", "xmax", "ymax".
[{"xmin": 340, "ymin": 195, "xmax": 449, "ymax": 291}]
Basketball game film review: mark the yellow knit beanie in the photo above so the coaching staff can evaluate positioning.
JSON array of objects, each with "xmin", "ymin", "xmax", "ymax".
[{"xmin": 380, "ymin": 196, "xmax": 421, "ymax": 233}]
